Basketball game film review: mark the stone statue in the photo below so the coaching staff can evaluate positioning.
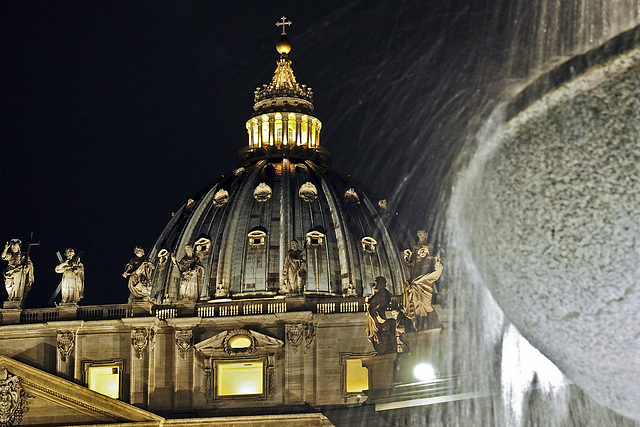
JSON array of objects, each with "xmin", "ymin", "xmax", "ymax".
[
  {"xmin": 1, "ymin": 239, "xmax": 34, "ymax": 303},
  {"xmin": 403, "ymin": 255, "xmax": 444, "ymax": 331},
  {"xmin": 55, "ymin": 248, "xmax": 84, "ymax": 304},
  {"xmin": 282, "ymin": 240, "xmax": 306, "ymax": 293},
  {"xmin": 173, "ymin": 244, "xmax": 205, "ymax": 301},
  {"xmin": 123, "ymin": 246, "xmax": 155, "ymax": 300},
  {"xmin": 402, "ymin": 230, "xmax": 432, "ymax": 280},
  {"xmin": 392, "ymin": 309, "xmax": 415, "ymax": 353},
  {"xmin": 365, "ymin": 276, "xmax": 395, "ymax": 355}
]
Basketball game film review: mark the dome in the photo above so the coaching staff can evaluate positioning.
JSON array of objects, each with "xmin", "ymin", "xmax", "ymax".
[{"xmin": 145, "ymin": 33, "xmax": 406, "ymax": 303}]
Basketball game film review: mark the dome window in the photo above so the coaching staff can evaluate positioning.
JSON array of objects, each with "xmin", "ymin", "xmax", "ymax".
[
  {"xmin": 157, "ymin": 249, "xmax": 170, "ymax": 265},
  {"xmin": 299, "ymin": 182, "xmax": 318, "ymax": 202},
  {"xmin": 295, "ymin": 163, "xmax": 307, "ymax": 172},
  {"xmin": 344, "ymin": 188, "xmax": 360, "ymax": 205},
  {"xmin": 361, "ymin": 237, "xmax": 378, "ymax": 253},
  {"xmin": 213, "ymin": 189, "xmax": 229, "ymax": 207},
  {"xmin": 248, "ymin": 230, "xmax": 267, "ymax": 247},
  {"xmin": 194, "ymin": 237, "xmax": 212, "ymax": 254},
  {"xmin": 234, "ymin": 167, "xmax": 245, "ymax": 176},
  {"xmin": 306, "ymin": 230, "xmax": 325, "ymax": 247},
  {"xmin": 254, "ymin": 183, "xmax": 272, "ymax": 202}
]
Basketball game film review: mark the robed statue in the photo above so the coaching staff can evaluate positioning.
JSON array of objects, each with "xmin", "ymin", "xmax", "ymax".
[
  {"xmin": 55, "ymin": 248, "xmax": 84, "ymax": 304},
  {"xmin": 365, "ymin": 276, "xmax": 396, "ymax": 355},
  {"xmin": 283, "ymin": 240, "xmax": 306, "ymax": 293},
  {"xmin": 173, "ymin": 244, "xmax": 205, "ymax": 301},
  {"xmin": 2, "ymin": 239, "xmax": 34, "ymax": 303},
  {"xmin": 402, "ymin": 230, "xmax": 444, "ymax": 330},
  {"xmin": 123, "ymin": 246, "xmax": 155, "ymax": 300}
]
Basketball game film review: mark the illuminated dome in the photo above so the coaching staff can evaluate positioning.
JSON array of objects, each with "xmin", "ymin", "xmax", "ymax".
[{"xmin": 147, "ymin": 35, "xmax": 406, "ymax": 302}]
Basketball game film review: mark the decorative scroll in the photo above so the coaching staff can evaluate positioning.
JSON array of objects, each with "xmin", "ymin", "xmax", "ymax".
[
  {"xmin": 0, "ymin": 367, "xmax": 29, "ymax": 427},
  {"xmin": 57, "ymin": 331, "xmax": 75, "ymax": 362}
]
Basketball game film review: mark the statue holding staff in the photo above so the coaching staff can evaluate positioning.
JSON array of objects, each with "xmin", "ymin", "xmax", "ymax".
[
  {"xmin": 1, "ymin": 239, "xmax": 34, "ymax": 303},
  {"xmin": 55, "ymin": 248, "xmax": 84, "ymax": 304}
]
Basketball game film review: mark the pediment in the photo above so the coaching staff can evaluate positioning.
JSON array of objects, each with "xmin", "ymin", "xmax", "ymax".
[
  {"xmin": 0, "ymin": 355, "xmax": 162, "ymax": 426},
  {"xmin": 195, "ymin": 328, "xmax": 283, "ymax": 357}
]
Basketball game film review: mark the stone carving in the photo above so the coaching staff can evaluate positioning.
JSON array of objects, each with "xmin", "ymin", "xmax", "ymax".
[
  {"xmin": 172, "ymin": 244, "xmax": 205, "ymax": 301},
  {"xmin": 282, "ymin": 240, "xmax": 306, "ymax": 294},
  {"xmin": 285, "ymin": 323, "xmax": 314, "ymax": 350},
  {"xmin": 402, "ymin": 230, "xmax": 444, "ymax": 331},
  {"xmin": 0, "ymin": 367, "xmax": 28, "ymax": 427},
  {"xmin": 298, "ymin": 182, "xmax": 318, "ymax": 202},
  {"xmin": 212, "ymin": 189, "xmax": 229, "ymax": 207},
  {"xmin": 285, "ymin": 323, "xmax": 303, "ymax": 349},
  {"xmin": 304, "ymin": 323, "xmax": 315, "ymax": 349},
  {"xmin": 175, "ymin": 329, "xmax": 193, "ymax": 354},
  {"xmin": 123, "ymin": 247, "xmax": 155, "ymax": 301},
  {"xmin": 55, "ymin": 248, "xmax": 84, "ymax": 304},
  {"xmin": 253, "ymin": 183, "xmax": 272, "ymax": 202},
  {"xmin": 2, "ymin": 240, "xmax": 34, "ymax": 304},
  {"xmin": 267, "ymin": 355, "xmax": 275, "ymax": 396},
  {"xmin": 365, "ymin": 276, "xmax": 395, "ymax": 355},
  {"xmin": 57, "ymin": 331, "xmax": 75, "ymax": 362},
  {"xmin": 131, "ymin": 328, "xmax": 150, "ymax": 359}
]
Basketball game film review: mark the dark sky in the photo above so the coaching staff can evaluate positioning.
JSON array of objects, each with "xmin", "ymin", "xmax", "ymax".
[{"xmin": 1, "ymin": 1, "xmax": 621, "ymax": 307}]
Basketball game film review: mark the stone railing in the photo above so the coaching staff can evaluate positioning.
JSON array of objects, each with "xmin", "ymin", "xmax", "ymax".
[{"xmin": 2, "ymin": 295, "xmax": 404, "ymax": 325}]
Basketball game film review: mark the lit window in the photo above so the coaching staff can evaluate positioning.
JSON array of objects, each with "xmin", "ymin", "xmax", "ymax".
[
  {"xmin": 345, "ymin": 358, "xmax": 368, "ymax": 393},
  {"xmin": 300, "ymin": 115, "xmax": 308, "ymax": 146},
  {"xmin": 83, "ymin": 360, "xmax": 125, "ymax": 399},
  {"xmin": 217, "ymin": 360, "xmax": 264, "ymax": 396},
  {"xmin": 275, "ymin": 113, "xmax": 282, "ymax": 147}
]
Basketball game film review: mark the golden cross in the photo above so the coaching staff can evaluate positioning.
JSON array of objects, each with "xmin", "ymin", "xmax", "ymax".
[{"xmin": 276, "ymin": 16, "xmax": 292, "ymax": 36}]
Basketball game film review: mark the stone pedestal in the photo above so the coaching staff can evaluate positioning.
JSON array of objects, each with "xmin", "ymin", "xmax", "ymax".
[
  {"xmin": 0, "ymin": 308, "xmax": 21, "ymax": 325},
  {"xmin": 3, "ymin": 300, "xmax": 23, "ymax": 309},
  {"xmin": 175, "ymin": 301, "xmax": 196, "ymax": 317},
  {"xmin": 361, "ymin": 353, "xmax": 397, "ymax": 391},
  {"xmin": 57, "ymin": 304, "xmax": 79, "ymax": 320},
  {"xmin": 131, "ymin": 300, "xmax": 155, "ymax": 316}
]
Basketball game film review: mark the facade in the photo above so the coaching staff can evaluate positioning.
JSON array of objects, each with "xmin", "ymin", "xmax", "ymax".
[{"xmin": 0, "ymin": 29, "xmax": 444, "ymax": 427}]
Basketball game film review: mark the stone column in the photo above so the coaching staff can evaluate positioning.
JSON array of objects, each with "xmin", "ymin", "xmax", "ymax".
[
  {"xmin": 284, "ymin": 323, "xmax": 304, "ymax": 404},
  {"xmin": 166, "ymin": 318, "xmax": 200, "ymax": 410},
  {"xmin": 129, "ymin": 326, "xmax": 151, "ymax": 406}
]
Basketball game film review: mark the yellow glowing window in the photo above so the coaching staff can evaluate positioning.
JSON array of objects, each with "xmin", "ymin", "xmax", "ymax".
[
  {"xmin": 262, "ymin": 115, "xmax": 269, "ymax": 146},
  {"xmin": 87, "ymin": 366, "xmax": 120, "ymax": 398},
  {"xmin": 288, "ymin": 113, "xmax": 296, "ymax": 144},
  {"xmin": 252, "ymin": 118, "xmax": 259, "ymax": 148},
  {"xmin": 229, "ymin": 335, "xmax": 252, "ymax": 349},
  {"xmin": 300, "ymin": 115, "xmax": 308, "ymax": 146},
  {"xmin": 345, "ymin": 359, "xmax": 368, "ymax": 393},
  {"xmin": 217, "ymin": 361, "xmax": 263, "ymax": 396},
  {"xmin": 275, "ymin": 113, "xmax": 282, "ymax": 147}
]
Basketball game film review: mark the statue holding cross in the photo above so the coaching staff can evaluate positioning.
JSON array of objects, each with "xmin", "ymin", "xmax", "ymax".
[{"xmin": 2, "ymin": 235, "xmax": 38, "ymax": 307}]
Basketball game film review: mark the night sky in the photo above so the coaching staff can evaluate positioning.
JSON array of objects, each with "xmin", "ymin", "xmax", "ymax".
[{"xmin": 1, "ymin": 1, "xmax": 618, "ymax": 308}]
